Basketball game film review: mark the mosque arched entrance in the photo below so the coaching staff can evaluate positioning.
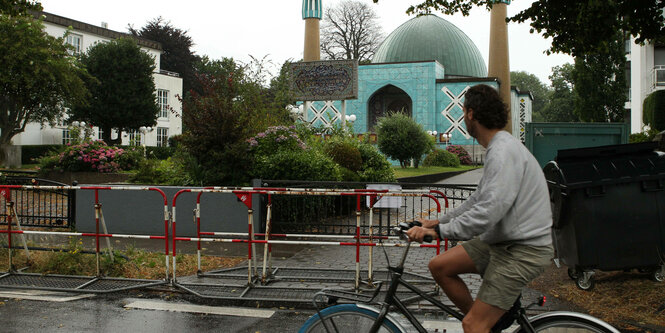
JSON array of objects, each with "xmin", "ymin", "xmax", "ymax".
[{"xmin": 367, "ymin": 85, "xmax": 412, "ymax": 132}]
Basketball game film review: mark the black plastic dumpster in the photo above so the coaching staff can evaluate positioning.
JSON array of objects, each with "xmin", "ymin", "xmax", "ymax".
[{"xmin": 543, "ymin": 142, "xmax": 665, "ymax": 290}]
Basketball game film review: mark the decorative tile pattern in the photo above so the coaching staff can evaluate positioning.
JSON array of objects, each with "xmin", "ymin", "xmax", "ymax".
[{"xmin": 441, "ymin": 86, "xmax": 471, "ymax": 139}]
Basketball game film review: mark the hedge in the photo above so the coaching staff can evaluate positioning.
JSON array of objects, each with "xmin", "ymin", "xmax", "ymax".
[{"xmin": 643, "ymin": 90, "xmax": 665, "ymax": 131}]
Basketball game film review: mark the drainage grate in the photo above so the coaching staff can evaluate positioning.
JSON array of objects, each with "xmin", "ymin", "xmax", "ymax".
[{"xmin": 0, "ymin": 272, "xmax": 166, "ymax": 293}]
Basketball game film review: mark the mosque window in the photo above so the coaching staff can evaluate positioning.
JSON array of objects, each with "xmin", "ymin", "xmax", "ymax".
[{"xmin": 367, "ymin": 85, "xmax": 412, "ymax": 131}]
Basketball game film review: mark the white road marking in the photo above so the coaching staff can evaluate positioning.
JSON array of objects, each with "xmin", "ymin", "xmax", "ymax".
[
  {"xmin": 124, "ymin": 299, "xmax": 275, "ymax": 318},
  {"xmin": 0, "ymin": 289, "xmax": 95, "ymax": 302}
]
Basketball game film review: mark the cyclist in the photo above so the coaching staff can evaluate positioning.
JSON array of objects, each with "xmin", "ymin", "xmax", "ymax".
[{"xmin": 407, "ymin": 84, "xmax": 554, "ymax": 333}]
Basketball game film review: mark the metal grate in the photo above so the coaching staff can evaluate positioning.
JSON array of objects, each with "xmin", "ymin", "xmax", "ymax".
[{"xmin": 0, "ymin": 273, "xmax": 165, "ymax": 293}]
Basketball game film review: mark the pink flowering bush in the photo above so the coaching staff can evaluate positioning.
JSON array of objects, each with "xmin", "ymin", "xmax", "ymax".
[
  {"xmin": 38, "ymin": 140, "xmax": 143, "ymax": 173},
  {"xmin": 446, "ymin": 145, "xmax": 473, "ymax": 165},
  {"xmin": 246, "ymin": 125, "xmax": 307, "ymax": 156}
]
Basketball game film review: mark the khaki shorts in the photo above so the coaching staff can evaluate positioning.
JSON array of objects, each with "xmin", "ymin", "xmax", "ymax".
[{"xmin": 462, "ymin": 238, "xmax": 553, "ymax": 310}]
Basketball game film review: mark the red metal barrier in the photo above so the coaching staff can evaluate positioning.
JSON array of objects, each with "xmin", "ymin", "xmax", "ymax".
[{"xmin": 0, "ymin": 185, "xmax": 170, "ymax": 279}]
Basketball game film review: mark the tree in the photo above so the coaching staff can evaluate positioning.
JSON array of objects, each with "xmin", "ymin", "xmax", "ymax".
[
  {"xmin": 69, "ymin": 38, "xmax": 159, "ymax": 145},
  {"xmin": 129, "ymin": 17, "xmax": 198, "ymax": 96},
  {"xmin": 0, "ymin": 0, "xmax": 41, "ymax": 15},
  {"xmin": 541, "ymin": 64, "xmax": 577, "ymax": 122},
  {"xmin": 376, "ymin": 112, "xmax": 432, "ymax": 168},
  {"xmin": 0, "ymin": 13, "xmax": 88, "ymax": 160},
  {"xmin": 375, "ymin": 0, "xmax": 665, "ymax": 57},
  {"xmin": 572, "ymin": 31, "xmax": 627, "ymax": 122},
  {"xmin": 510, "ymin": 71, "xmax": 551, "ymax": 122},
  {"xmin": 321, "ymin": 0, "xmax": 384, "ymax": 62},
  {"xmin": 183, "ymin": 57, "xmax": 290, "ymax": 185}
]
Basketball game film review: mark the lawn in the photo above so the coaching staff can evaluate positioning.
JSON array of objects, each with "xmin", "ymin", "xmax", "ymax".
[{"xmin": 393, "ymin": 165, "xmax": 479, "ymax": 179}]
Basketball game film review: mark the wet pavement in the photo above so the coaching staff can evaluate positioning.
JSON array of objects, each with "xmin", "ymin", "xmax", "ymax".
[{"xmin": 0, "ymin": 169, "xmax": 581, "ymax": 332}]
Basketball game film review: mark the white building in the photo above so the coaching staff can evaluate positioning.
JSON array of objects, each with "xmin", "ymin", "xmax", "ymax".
[
  {"xmin": 627, "ymin": 36, "xmax": 664, "ymax": 134},
  {"xmin": 12, "ymin": 12, "xmax": 183, "ymax": 147}
]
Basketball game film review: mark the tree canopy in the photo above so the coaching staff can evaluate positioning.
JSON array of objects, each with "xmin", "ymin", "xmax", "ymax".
[
  {"xmin": 373, "ymin": 0, "xmax": 665, "ymax": 57},
  {"xmin": 510, "ymin": 71, "xmax": 550, "ymax": 122},
  {"xmin": 69, "ymin": 38, "xmax": 159, "ymax": 145},
  {"xmin": 321, "ymin": 0, "xmax": 384, "ymax": 62},
  {"xmin": 572, "ymin": 31, "xmax": 627, "ymax": 122},
  {"xmin": 129, "ymin": 17, "xmax": 198, "ymax": 96},
  {"xmin": 0, "ymin": 0, "xmax": 41, "ymax": 15},
  {"xmin": 376, "ymin": 112, "xmax": 432, "ymax": 168},
  {"xmin": 0, "ymin": 13, "xmax": 88, "ymax": 154},
  {"xmin": 541, "ymin": 63, "xmax": 577, "ymax": 122}
]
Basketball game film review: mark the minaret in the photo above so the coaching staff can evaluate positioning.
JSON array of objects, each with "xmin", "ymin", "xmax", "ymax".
[
  {"xmin": 488, "ymin": 0, "xmax": 512, "ymax": 134},
  {"xmin": 302, "ymin": 0, "xmax": 322, "ymax": 61}
]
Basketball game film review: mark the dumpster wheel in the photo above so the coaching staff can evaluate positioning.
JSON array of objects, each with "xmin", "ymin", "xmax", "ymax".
[
  {"xmin": 567, "ymin": 268, "xmax": 579, "ymax": 280},
  {"xmin": 575, "ymin": 271, "xmax": 595, "ymax": 290},
  {"xmin": 652, "ymin": 265, "xmax": 665, "ymax": 282}
]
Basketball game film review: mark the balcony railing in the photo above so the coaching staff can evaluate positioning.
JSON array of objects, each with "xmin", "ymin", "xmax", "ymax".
[{"xmin": 158, "ymin": 69, "xmax": 180, "ymax": 77}]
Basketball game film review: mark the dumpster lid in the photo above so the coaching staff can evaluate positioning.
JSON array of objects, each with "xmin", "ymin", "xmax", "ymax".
[
  {"xmin": 556, "ymin": 142, "xmax": 658, "ymax": 162},
  {"xmin": 545, "ymin": 142, "xmax": 665, "ymax": 190}
]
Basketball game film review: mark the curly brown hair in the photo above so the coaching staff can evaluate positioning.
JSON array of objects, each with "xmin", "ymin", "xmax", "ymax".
[{"xmin": 463, "ymin": 84, "xmax": 508, "ymax": 130}]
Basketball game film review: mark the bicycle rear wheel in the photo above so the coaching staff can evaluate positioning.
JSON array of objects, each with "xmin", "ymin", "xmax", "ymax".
[
  {"xmin": 518, "ymin": 312, "xmax": 620, "ymax": 333},
  {"xmin": 299, "ymin": 304, "xmax": 404, "ymax": 333}
]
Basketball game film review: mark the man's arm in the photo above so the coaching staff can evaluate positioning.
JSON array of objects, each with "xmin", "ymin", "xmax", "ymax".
[{"xmin": 437, "ymin": 148, "xmax": 523, "ymax": 240}]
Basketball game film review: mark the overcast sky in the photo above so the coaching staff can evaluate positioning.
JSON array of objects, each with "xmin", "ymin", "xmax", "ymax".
[{"xmin": 40, "ymin": 0, "xmax": 573, "ymax": 85}]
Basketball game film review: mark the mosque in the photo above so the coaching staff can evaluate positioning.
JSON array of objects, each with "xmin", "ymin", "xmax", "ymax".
[{"xmin": 298, "ymin": 1, "xmax": 533, "ymax": 158}]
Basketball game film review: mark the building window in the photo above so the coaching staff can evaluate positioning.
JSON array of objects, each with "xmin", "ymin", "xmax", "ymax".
[
  {"xmin": 128, "ymin": 130, "xmax": 142, "ymax": 146},
  {"xmin": 157, "ymin": 127, "xmax": 168, "ymax": 147},
  {"xmin": 62, "ymin": 129, "xmax": 72, "ymax": 145},
  {"xmin": 66, "ymin": 33, "xmax": 82, "ymax": 55},
  {"xmin": 157, "ymin": 89, "xmax": 169, "ymax": 118},
  {"xmin": 98, "ymin": 128, "xmax": 104, "ymax": 140}
]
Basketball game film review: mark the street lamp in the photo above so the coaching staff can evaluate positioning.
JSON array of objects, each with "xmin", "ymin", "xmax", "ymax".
[
  {"xmin": 139, "ymin": 126, "xmax": 153, "ymax": 157},
  {"xmin": 440, "ymin": 132, "xmax": 451, "ymax": 147},
  {"xmin": 70, "ymin": 120, "xmax": 87, "ymax": 143}
]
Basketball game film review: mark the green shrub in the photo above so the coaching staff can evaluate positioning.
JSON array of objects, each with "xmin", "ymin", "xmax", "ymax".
[
  {"xmin": 247, "ymin": 125, "xmax": 307, "ymax": 156},
  {"xmin": 356, "ymin": 142, "xmax": 395, "ymax": 182},
  {"xmin": 376, "ymin": 112, "xmax": 433, "ymax": 168},
  {"xmin": 322, "ymin": 138, "xmax": 362, "ymax": 172},
  {"xmin": 629, "ymin": 128, "xmax": 660, "ymax": 143},
  {"xmin": 253, "ymin": 149, "xmax": 341, "ymax": 181},
  {"xmin": 37, "ymin": 140, "xmax": 143, "ymax": 173},
  {"xmin": 145, "ymin": 146, "xmax": 176, "ymax": 160},
  {"xmin": 643, "ymin": 90, "xmax": 665, "ymax": 131},
  {"xmin": 423, "ymin": 149, "xmax": 461, "ymax": 167},
  {"xmin": 446, "ymin": 145, "xmax": 472, "ymax": 165},
  {"xmin": 21, "ymin": 145, "xmax": 61, "ymax": 164}
]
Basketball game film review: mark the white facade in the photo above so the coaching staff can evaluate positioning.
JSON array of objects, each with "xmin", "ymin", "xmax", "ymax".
[
  {"xmin": 12, "ymin": 12, "xmax": 182, "ymax": 147},
  {"xmin": 627, "ymin": 37, "xmax": 665, "ymax": 134}
]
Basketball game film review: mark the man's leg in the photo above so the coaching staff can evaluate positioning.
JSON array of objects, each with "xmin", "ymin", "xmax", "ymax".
[
  {"xmin": 428, "ymin": 245, "xmax": 478, "ymax": 314},
  {"xmin": 462, "ymin": 299, "xmax": 506, "ymax": 333}
]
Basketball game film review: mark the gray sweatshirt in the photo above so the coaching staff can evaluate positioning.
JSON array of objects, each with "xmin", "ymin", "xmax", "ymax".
[{"xmin": 438, "ymin": 131, "xmax": 552, "ymax": 246}]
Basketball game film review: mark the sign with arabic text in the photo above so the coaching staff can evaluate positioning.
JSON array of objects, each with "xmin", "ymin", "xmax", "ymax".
[{"xmin": 290, "ymin": 60, "xmax": 358, "ymax": 101}]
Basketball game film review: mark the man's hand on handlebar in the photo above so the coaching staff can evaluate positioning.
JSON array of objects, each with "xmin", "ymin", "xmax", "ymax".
[
  {"xmin": 417, "ymin": 218, "xmax": 439, "ymax": 229},
  {"xmin": 406, "ymin": 226, "xmax": 439, "ymax": 243}
]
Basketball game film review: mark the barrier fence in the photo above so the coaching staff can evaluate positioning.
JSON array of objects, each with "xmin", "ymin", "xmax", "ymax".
[
  {"xmin": 0, "ymin": 185, "xmax": 169, "ymax": 293},
  {"xmin": 169, "ymin": 186, "xmax": 449, "ymax": 291},
  {"xmin": 0, "ymin": 184, "xmax": 466, "ymax": 298}
]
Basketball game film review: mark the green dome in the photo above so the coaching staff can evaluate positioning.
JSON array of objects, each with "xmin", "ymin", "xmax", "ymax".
[{"xmin": 372, "ymin": 15, "xmax": 487, "ymax": 78}]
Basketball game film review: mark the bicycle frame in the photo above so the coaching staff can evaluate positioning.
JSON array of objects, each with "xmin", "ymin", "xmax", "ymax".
[{"xmin": 314, "ymin": 239, "xmax": 539, "ymax": 333}]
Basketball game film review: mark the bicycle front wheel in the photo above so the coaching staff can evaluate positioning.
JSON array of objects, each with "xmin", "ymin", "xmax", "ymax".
[
  {"xmin": 299, "ymin": 304, "xmax": 404, "ymax": 333},
  {"xmin": 519, "ymin": 311, "xmax": 620, "ymax": 333}
]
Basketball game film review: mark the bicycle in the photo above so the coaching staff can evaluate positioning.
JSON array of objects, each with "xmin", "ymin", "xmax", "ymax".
[{"xmin": 299, "ymin": 222, "xmax": 619, "ymax": 333}]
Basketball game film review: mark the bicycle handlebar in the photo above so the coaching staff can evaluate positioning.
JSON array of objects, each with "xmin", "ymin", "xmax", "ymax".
[{"xmin": 396, "ymin": 221, "xmax": 433, "ymax": 243}]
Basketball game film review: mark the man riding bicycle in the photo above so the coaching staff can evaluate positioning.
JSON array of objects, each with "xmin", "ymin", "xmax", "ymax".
[{"xmin": 407, "ymin": 84, "xmax": 553, "ymax": 333}]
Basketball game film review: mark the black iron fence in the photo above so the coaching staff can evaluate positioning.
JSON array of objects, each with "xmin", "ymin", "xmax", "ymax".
[
  {"xmin": 0, "ymin": 177, "xmax": 74, "ymax": 228},
  {"xmin": 258, "ymin": 180, "xmax": 476, "ymax": 236}
]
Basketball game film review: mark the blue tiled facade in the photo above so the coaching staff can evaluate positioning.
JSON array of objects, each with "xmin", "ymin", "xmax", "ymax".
[{"xmin": 305, "ymin": 61, "xmax": 516, "ymax": 150}]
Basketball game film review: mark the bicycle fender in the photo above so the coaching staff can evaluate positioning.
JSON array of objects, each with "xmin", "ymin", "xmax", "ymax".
[
  {"xmin": 354, "ymin": 304, "xmax": 408, "ymax": 332},
  {"xmin": 527, "ymin": 311, "xmax": 620, "ymax": 333}
]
